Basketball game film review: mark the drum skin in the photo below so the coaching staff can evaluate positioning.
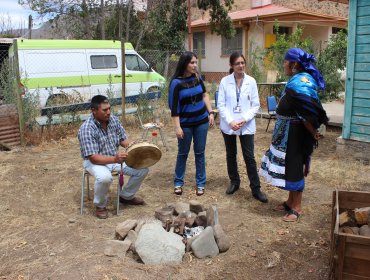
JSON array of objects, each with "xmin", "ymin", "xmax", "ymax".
[{"xmin": 125, "ymin": 142, "xmax": 162, "ymax": 169}]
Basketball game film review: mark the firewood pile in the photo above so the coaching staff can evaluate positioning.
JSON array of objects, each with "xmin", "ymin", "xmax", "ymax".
[{"xmin": 339, "ymin": 206, "xmax": 370, "ymax": 236}]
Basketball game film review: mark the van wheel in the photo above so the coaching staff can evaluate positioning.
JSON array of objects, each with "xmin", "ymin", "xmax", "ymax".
[
  {"xmin": 146, "ymin": 87, "xmax": 161, "ymax": 98},
  {"xmin": 46, "ymin": 94, "xmax": 70, "ymax": 106}
]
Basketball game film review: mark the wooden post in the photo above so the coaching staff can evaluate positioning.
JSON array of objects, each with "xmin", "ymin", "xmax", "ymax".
[
  {"xmin": 12, "ymin": 39, "xmax": 25, "ymax": 146},
  {"xmin": 28, "ymin": 15, "xmax": 32, "ymax": 39},
  {"xmin": 121, "ymin": 41, "xmax": 126, "ymax": 123}
]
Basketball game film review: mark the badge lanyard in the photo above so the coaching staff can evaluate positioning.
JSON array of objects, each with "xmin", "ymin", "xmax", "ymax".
[{"xmin": 234, "ymin": 75, "xmax": 244, "ymax": 106}]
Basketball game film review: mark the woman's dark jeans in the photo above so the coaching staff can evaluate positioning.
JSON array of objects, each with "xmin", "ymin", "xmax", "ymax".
[{"xmin": 222, "ymin": 132, "xmax": 261, "ymax": 192}]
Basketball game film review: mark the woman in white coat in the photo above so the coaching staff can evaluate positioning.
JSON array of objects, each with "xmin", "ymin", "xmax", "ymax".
[{"xmin": 218, "ymin": 51, "xmax": 268, "ymax": 203}]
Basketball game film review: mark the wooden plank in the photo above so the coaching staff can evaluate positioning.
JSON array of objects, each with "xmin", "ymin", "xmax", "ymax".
[
  {"xmin": 355, "ymin": 45, "xmax": 370, "ymax": 53},
  {"xmin": 352, "ymin": 106, "xmax": 370, "ymax": 117},
  {"xmin": 351, "ymin": 124, "xmax": 370, "ymax": 135},
  {"xmin": 353, "ymin": 98, "xmax": 370, "ymax": 107},
  {"xmin": 0, "ymin": 132, "xmax": 21, "ymax": 140},
  {"xmin": 0, "ymin": 124, "xmax": 20, "ymax": 131},
  {"xmin": 355, "ymin": 54, "xmax": 370, "ymax": 63},
  {"xmin": 345, "ymin": 243, "xmax": 370, "ymax": 261},
  {"xmin": 357, "ymin": 35, "xmax": 370, "ymax": 44},
  {"xmin": 0, "ymin": 129, "xmax": 20, "ymax": 137},
  {"xmin": 1, "ymin": 139, "xmax": 21, "ymax": 146},
  {"xmin": 343, "ymin": 273, "xmax": 370, "ymax": 280},
  {"xmin": 357, "ymin": 16, "xmax": 370, "ymax": 26},
  {"xmin": 352, "ymin": 115, "xmax": 370, "ymax": 126},
  {"xmin": 336, "ymin": 235, "xmax": 347, "ymax": 280},
  {"xmin": 357, "ymin": 7, "xmax": 370, "ymax": 17},
  {"xmin": 358, "ymin": 0, "xmax": 370, "ymax": 7},
  {"xmin": 346, "ymin": 235, "xmax": 370, "ymax": 246},
  {"xmin": 357, "ymin": 26, "xmax": 370, "ymax": 35},
  {"xmin": 343, "ymin": 258, "xmax": 370, "ymax": 277},
  {"xmin": 354, "ymin": 63, "xmax": 370, "ymax": 71},
  {"xmin": 338, "ymin": 191, "xmax": 370, "ymax": 209},
  {"xmin": 354, "ymin": 71, "xmax": 370, "ymax": 79},
  {"xmin": 353, "ymin": 90, "xmax": 370, "ymax": 99},
  {"xmin": 354, "ymin": 81, "xmax": 370, "ymax": 90},
  {"xmin": 350, "ymin": 132, "xmax": 370, "ymax": 142}
]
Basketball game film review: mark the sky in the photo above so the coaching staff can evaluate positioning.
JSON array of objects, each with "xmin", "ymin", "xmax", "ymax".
[{"xmin": 0, "ymin": 0, "xmax": 43, "ymax": 30}]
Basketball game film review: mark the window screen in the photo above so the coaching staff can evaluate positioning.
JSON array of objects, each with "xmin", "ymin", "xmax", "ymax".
[
  {"xmin": 90, "ymin": 55, "xmax": 118, "ymax": 69},
  {"xmin": 221, "ymin": 28, "xmax": 243, "ymax": 55},
  {"xmin": 193, "ymin": 32, "xmax": 205, "ymax": 56}
]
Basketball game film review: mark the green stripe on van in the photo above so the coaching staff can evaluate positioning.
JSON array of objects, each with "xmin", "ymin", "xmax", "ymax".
[
  {"xmin": 17, "ymin": 39, "xmax": 134, "ymax": 50},
  {"xmin": 23, "ymin": 72, "xmax": 165, "ymax": 89}
]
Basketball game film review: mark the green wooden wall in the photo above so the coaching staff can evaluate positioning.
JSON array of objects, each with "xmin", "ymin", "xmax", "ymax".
[{"xmin": 343, "ymin": 0, "xmax": 370, "ymax": 142}]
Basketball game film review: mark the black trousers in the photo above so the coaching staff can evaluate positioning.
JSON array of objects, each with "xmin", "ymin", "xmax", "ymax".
[{"xmin": 222, "ymin": 132, "xmax": 261, "ymax": 192}]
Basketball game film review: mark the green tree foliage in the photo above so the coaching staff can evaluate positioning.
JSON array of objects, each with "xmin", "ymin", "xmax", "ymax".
[
  {"xmin": 317, "ymin": 30, "xmax": 347, "ymax": 100},
  {"xmin": 197, "ymin": 0, "xmax": 235, "ymax": 39}
]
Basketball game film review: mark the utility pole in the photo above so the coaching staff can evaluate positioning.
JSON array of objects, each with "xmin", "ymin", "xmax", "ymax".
[
  {"xmin": 28, "ymin": 15, "xmax": 32, "ymax": 39},
  {"xmin": 120, "ymin": 0, "xmax": 126, "ymax": 123},
  {"xmin": 187, "ymin": 0, "xmax": 192, "ymax": 51}
]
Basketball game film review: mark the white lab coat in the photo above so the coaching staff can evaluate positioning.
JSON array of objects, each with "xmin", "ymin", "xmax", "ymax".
[{"xmin": 218, "ymin": 73, "xmax": 260, "ymax": 135}]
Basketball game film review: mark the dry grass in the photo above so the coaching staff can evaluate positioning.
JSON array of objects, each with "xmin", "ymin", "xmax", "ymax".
[{"xmin": 0, "ymin": 118, "xmax": 369, "ymax": 280}]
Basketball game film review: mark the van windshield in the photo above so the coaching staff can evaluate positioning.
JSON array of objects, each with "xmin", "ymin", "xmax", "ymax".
[{"xmin": 126, "ymin": 54, "xmax": 149, "ymax": 71}]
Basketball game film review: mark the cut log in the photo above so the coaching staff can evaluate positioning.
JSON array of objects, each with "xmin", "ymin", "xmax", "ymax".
[
  {"xmin": 339, "ymin": 210, "xmax": 356, "ymax": 227},
  {"xmin": 353, "ymin": 207, "xmax": 370, "ymax": 225}
]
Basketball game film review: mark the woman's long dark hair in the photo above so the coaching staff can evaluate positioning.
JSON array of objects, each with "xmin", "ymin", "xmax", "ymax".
[
  {"xmin": 172, "ymin": 51, "xmax": 197, "ymax": 79},
  {"xmin": 229, "ymin": 51, "xmax": 246, "ymax": 74}
]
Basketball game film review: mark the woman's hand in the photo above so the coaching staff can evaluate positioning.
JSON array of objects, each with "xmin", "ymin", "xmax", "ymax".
[
  {"xmin": 208, "ymin": 114, "xmax": 214, "ymax": 127},
  {"xmin": 175, "ymin": 126, "xmax": 184, "ymax": 139},
  {"xmin": 230, "ymin": 121, "xmax": 241, "ymax": 131}
]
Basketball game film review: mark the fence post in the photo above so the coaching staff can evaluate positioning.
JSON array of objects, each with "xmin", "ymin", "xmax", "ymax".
[
  {"xmin": 121, "ymin": 40, "xmax": 126, "ymax": 123},
  {"xmin": 12, "ymin": 39, "xmax": 25, "ymax": 146}
]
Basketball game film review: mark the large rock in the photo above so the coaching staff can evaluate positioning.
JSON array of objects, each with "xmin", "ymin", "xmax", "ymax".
[
  {"xmin": 116, "ymin": 219, "xmax": 137, "ymax": 240},
  {"xmin": 195, "ymin": 211, "xmax": 207, "ymax": 227},
  {"xmin": 126, "ymin": 230, "xmax": 138, "ymax": 252},
  {"xmin": 135, "ymin": 221, "xmax": 185, "ymax": 264},
  {"xmin": 154, "ymin": 206, "xmax": 174, "ymax": 224},
  {"xmin": 206, "ymin": 205, "xmax": 219, "ymax": 226},
  {"xmin": 191, "ymin": 226, "xmax": 219, "ymax": 258},
  {"xmin": 213, "ymin": 224, "xmax": 231, "ymax": 252},
  {"xmin": 104, "ymin": 240, "xmax": 131, "ymax": 258},
  {"xmin": 174, "ymin": 202, "xmax": 190, "ymax": 215},
  {"xmin": 189, "ymin": 200, "xmax": 204, "ymax": 214},
  {"xmin": 135, "ymin": 220, "xmax": 145, "ymax": 233},
  {"xmin": 178, "ymin": 211, "xmax": 197, "ymax": 227}
]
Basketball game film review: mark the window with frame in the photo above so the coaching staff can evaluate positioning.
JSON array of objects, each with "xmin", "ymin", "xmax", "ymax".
[
  {"xmin": 125, "ymin": 54, "xmax": 149, "ymax": 71},
  {"xmin": 273, "ymin": 26, "xmax": 291, "ymax": 36},
  {"xmin": 221, "ymin": 28, "xmax": 243, "ymax": 56},
  {"xmin": 90, "ymin": 55, "xmax": 118, "ymax": 69},
  {"xmin": 193, "ymin": 32, "xmax": 205, "ymax": 56},
  {"xmin": 332, "ymin": 27, "xmax": 347, "ymax": 34}
]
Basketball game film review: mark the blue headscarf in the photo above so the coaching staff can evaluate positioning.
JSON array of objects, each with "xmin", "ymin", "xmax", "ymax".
[{"xmin": 284, "ymin": 48, "xmax": 326, "ymax": 90}]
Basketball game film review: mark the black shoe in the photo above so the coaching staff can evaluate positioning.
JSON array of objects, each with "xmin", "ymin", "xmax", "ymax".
[
  {"xmin": 226, "ymin": 184, "xmax": 240, "ymax": 195},
  {"xmin": 252, "ymin": 190, "xmax": 268, "ymax": 203}
]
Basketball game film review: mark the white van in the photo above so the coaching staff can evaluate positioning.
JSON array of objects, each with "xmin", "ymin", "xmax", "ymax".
[{"xmin": 9, "ymin": 39, "xmax": 165, "ymax": 107}]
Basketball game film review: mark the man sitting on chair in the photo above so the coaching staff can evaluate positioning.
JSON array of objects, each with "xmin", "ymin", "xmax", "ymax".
[{"xmin": 78, "ymin": 95, "xmax": 148, "ymax": 219}]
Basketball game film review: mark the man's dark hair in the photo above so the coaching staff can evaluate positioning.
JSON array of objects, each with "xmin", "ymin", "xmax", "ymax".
[{"xmin": 91, "ymin": 95, "xmax": 109, "ymax": 109}]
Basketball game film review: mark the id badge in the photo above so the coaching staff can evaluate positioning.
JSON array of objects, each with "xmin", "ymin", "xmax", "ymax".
[{"xmin": 233, "ymin": 105, "xmax": 241, "ymax": 113}]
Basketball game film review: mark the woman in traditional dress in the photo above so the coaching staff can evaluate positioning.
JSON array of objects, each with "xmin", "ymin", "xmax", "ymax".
[{"xmin": 259, "ymin": 48, "xmax": 328, "ymax": 222}]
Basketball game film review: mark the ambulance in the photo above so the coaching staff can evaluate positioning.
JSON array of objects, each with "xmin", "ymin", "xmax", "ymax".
[{"xmin": 9, "ymin": 39, "xmax": 165, "ymax": 107}]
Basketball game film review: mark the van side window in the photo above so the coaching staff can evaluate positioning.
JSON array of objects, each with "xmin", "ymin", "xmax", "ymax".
[
  {"xmin": 90, "ymin": 55, "xmax": 118, "ymax": 69},
  {"xmin": 126, "ymin": 54, "xmax": 149, "ymax": 71}
]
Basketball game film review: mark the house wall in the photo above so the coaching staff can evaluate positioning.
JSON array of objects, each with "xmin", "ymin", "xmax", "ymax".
[
  {"xmin": 302, "ymin": 25, "xmax": 331, "ymax": 51},
  {"xmin": 342, "ymin": 0, "xmax": 370, "ymax": 143}
]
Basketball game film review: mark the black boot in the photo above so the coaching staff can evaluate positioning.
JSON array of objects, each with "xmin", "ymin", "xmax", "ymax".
[
  {"xmin": 252, "ymin": 189, "xmax": 268, "ymax": 203},
  {"xmin": 226, "ymin": 184, "xmax": 239, "ymax": 195}
]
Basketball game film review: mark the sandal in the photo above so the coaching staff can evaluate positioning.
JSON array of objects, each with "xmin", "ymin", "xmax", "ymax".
[
  {"xmin": 273, "ymin": 202, "xmax": 291, "ymax": 212},
  {"xmin": 174, "ymin": 186, "xmax": 183, "ymax": 195},
  {"xmin": 283, "ymin": 209, "xmax": 302, "ymax": 222},
  {"xmin": 196, "ymin": 188, "xmax": 204, "ymax": 196}
]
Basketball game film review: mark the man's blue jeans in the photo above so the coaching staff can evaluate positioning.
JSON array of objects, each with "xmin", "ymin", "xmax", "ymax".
[{"xmin": 174, "ymin": 122, "xmax": 209, "ymax": 189}]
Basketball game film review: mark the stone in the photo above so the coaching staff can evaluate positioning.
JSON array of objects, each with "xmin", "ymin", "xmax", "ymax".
[
  {"xmin": 189, "ymin": 200, "xmax": 204, "ymax": 214},
  {"xmin": 154, "ymin": 206, "xmax": 174, "ymax": 224},
  {"xmin": 191, "ymin": 226, "xmax": 219, "ymax": 258},
  {"xmin": 206, "ymin": 205, "xmax": 219, "ymax": 226},
  {"xmin": 178, "ymin": 211, "xmax": 197, "ymax": 227},
  {"xmin": 213, "ymin": 224, "xmax": 231, "ymax": 253},
  {"xmin": 174, "ymin": 202, "xmax": 190, "ymax": 215},
  {"xmin": 135, "ymin": 221, "xmax": 185, "ymax": 264},
  {"xmin": 104, "ymin": 240, "xmax": 131, "ymax": 258},
  {"xmin": 126, "ymin": 230, "xmax": 138, "ymax": 252},
  {"xmin": 134, "ymin": 220, "xmax": 145, "ymax": 233},
  {"xmin": 195, "ymin": 211, "xmax": 207, "ymax": 227},
  {"xmin": 115, "ymin": 219, "xmax": 137, "ymax": 240}
]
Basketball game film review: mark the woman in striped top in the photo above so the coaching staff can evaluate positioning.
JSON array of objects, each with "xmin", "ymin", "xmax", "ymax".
[{"xmin": 168, "ymin": 51, "xmax": 214, "ymax": 196}]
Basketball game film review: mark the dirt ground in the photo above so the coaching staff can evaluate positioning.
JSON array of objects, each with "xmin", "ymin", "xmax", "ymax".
[{"xmin": 1, "ymin": 118, "xmax": 370, "ymax": 280}]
